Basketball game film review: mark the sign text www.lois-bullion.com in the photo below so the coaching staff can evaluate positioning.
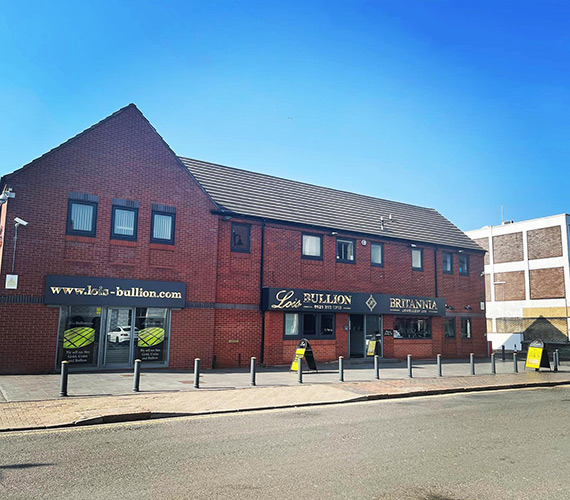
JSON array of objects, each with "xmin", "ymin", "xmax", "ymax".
[{"xmin": 49, "ymin": 285, "xmax": 183, "ymax": 299}]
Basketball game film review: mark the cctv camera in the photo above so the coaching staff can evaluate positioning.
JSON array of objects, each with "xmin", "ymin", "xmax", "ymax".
[{"xmin": 14, "ymin": 217, "xmax": 28, "ymax": 226}]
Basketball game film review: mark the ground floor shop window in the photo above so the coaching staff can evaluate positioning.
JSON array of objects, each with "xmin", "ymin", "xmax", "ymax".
[
  {"xmin": 57, "ymin": 306, "xmax": 170, "ymax": 368},
  {"xmin": 393, "ymin": 317, "xmax": 432, "ymax": 339},
  {"xmin": 58, "ymin": 306, "xmax": 102, "ymax": 367},
  {"xmin": 461, "ymin": 317, "xmax": 472, "ymax": 338},
  {"xmin": 283, "ymin": 312, "xmax": 335, "ymax": 339},
  {"xmin": 444, "ymin": 318, "xmax": 456, "ymax": 338},
  {"xmin": 134, "ymin": 308, "xmax": 169, "ymax": 363}
]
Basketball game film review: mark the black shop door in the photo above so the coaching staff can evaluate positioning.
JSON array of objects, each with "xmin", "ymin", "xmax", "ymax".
[{"xmin": 349, "ymin": 314, "xmax": 365, "ymax": 358}]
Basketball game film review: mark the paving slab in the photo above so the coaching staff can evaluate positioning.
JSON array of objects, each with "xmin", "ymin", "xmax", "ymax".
[{"xmin": 1, "ymin": 366, "xmax": 569, "ymax": 432}]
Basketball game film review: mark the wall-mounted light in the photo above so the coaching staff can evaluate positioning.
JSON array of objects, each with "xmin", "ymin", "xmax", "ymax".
[
  {"xmin": 464, "ymin": 305, "xmax": 472, "ymax": 310},
  {"xmin": 331, "ymin": 231, "xmax": 338, "ymax": 235},
  {"xmin": 458, "ymin": 249, "xmax": 464, "ymax": 253},
  {"xmin": 223, "ymin": 215, "xmax": 232, "ymax": 220},
  {"xmin": 445, "ymin": 304, "xmax": 454, "ymax": 310},
  {"xmin": 410, "ymin": 244, "xmax": 417, "ymax": 248}
]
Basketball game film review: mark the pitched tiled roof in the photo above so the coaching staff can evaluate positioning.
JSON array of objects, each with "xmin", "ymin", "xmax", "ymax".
[{"xmin": 180, "ymin": 157, "xmax": 483, "ymax": 252}]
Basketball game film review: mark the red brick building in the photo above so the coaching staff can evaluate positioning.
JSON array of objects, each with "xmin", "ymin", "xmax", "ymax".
[{"xmin": 0, "ymin": 104, "xmax": 487, "ymax": 374}]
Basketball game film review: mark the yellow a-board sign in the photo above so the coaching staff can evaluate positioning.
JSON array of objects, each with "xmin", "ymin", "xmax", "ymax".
[
  {"xmin": 367, "ymin": 340, "xmax": 377, "ymax": 357},
  {"xmin": 290, "ymin": 338, "xmax": 318, "ymax": 371},
  {"xmin": 290, "ymin": 348, "xmax": 306, "ymax": 371},
  {"xmin": 526, "ymin": 346, "xmax": 543, "ymax": 369},
  {"xmin": 525, "ymin": 339, "xmax": 551, "ymax": 371}
]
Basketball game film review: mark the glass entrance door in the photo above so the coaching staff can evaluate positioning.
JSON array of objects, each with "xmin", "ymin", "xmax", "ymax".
[
  {"xmin": 365, "ymin": 315, "xmax": 383, "ymax": 358},
  {"xmin": 104, "ymin": 308, "xmax": 135, "ymax": 367}
]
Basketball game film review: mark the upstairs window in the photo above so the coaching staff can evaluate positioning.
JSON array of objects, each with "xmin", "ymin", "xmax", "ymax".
[
  {"xmin": 66, "ymin": 193, "xmax": 98, "ymax": 237},
  {"xmin": 442, "ymin": 252, "xmax": 453, "ymax": 274},
  {"xmin": 459, "ymin": 254, "xmax": 469, "ymax": 275},
  {"xmin": 231, "ymin": 222, "xmax": 251, "ymax": 253},
  {"xmin": 302, "ymin": 233, "xmax": 322, "ymax": 260},
  {"xmin": 371, "ymin": 242, "xmax": 384, "ymax": 267},
  {"xmin": 151, "ymin": 204, "xmax": 176, "ymax": 245},
  {"xmin": 111, "ymin": 199, "xmax": 138, "ymax": 241},
  {"xmin": 336, "ymin": 238, "xmax": 355, "ymax": 263},
  {"xmin": 411, "ymin": 248, "xmax": 423, "ymax": 270}
]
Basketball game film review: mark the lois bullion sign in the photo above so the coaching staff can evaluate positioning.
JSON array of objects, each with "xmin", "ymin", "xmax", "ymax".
[{"xmin": 261, "ymin": 288, "xmax": 445, "ymax": 316}]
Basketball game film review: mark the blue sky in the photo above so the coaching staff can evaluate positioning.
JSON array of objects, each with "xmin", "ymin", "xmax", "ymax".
[{"xmin": 1, "ymin": 1, "xmax": 569, "ymax": 231}]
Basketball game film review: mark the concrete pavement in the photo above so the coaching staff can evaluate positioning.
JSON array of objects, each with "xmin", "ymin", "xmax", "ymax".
[{"xmin": 1, "ymin": 358, "xmax": 569, "ymax": 432}]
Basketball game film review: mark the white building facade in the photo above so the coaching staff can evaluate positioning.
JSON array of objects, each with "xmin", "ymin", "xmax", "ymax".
[{"xmin": 467, "ymin": 214, "xmax": 570, "ymax": 350}]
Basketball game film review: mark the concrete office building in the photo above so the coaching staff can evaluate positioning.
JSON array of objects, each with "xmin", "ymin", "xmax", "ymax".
[{"xmin": 467, "ymin": 214, "xmax": 570, "ymax": 350}]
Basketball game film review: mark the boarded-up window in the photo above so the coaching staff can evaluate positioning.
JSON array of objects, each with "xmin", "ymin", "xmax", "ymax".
[
  {"xmin": 493, "ymin": 232, "xmax": 523, "ymax": 263},
  {"xmin": 527, "ymin": 226, "xmax": 562, "ymax": 260},
  {"xmin": 530, "ymin": 267, "xmax": 565, "ymax": 299}
]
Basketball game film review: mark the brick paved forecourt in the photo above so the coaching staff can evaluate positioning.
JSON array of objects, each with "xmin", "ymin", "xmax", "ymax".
[{"xmin": 1, "ymin": 364, "xmax": 569, "ymax": 432}]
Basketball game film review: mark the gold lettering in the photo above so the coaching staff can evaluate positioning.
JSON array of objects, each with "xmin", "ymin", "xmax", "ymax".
[
  {"xmin": 344, "ymin": 295, "xmax": 352, "ymax": 305},
  {"xmin": 303, "ymin": 293, "xmax": 311, "ymax": 302},
  {"xmin": 271, "ymin": 290, "xmax": 302, "ymax": 309}
]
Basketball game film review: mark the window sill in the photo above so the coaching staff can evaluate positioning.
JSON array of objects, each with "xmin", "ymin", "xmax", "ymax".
[
  {"xmin": 302, "ymin": 255, "xmax": 323, "ymax": 261},
  {"xmin": 336, "ymin": 259, "xmax": 356, "ymax": 265},
  {"xmin": 150, "ymin": 243, "xmax": 176, "ymax": 251}
]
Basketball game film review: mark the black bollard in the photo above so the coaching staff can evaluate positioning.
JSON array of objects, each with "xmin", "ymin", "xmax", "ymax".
[
  {"xmin": 470, "ymin": 353, "xmax": 475, "ymax": 375},
  {"xmin": 59, "ymin": 361, "xmax": 69, "ymax": 397},
  {"xmin": 374, "ymin": 355, "xmax": 380, "ymax": 380},
  {"xmin": 501, "ymin": 345, "xmax": 506, "ymax": 361},
  {"xmin": 339, "ymin": 356, "xmax": 344, "ymax": 382},
  {"xmin": 491, "ymin": 353, "xmax": 496, "ymax": 374},
  {"xmin": 437, "ymin": 354, "xmax": 442, "ymax": 377},
  {"xmin": 193, "ymin": 358, "xmax": 200, "ymax": 388},
  {"xmin": 297, "ymin": 356, "xmax": 303, "ymax": 384},
  {"xmin": 133, "ymin": 359, "xmax": 141, "ymax": 392},
  {"xmin": 407, "ymin": 354, "xmax": 413, "ymax": 378},
  {"xmin": 250, "ymin": 357, "xmax": 256, "ymax": 386},
  {"xmin": 513, "ymin": 352, "xmax": 518, "ymax": 373}
]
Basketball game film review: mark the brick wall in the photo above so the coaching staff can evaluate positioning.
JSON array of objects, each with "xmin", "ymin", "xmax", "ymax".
[
  {"xmin": 527, "ymin": 226, "xmax": 563, "ymax": 260},
  {"xmin": 529, "ymin": 267, "xmax": 565, "ymax": 299},
  {"xmin": 493, "ymin": 271, "xmax": 526, "ymax": 301},
  {"xmin": 0, "ymin": 105, "xmax": 220, "ymax": 373},
  {"xmin": 493, "ymin": 232, "xmax": 523, "ymax": 263}
]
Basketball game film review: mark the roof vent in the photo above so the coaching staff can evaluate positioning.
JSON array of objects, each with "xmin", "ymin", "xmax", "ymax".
[{"xmin": 502, "ymin": 220, "xmax": 514, "ymax": 225}]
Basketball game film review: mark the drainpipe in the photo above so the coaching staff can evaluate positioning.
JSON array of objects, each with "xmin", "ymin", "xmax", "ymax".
[
  {"xmin": 434, "ymin": 246, "xmax": 438, "ymax": 297},
  {"xmin": 259, "ymin": 219, "xmax": 266, "ymax": 364}
]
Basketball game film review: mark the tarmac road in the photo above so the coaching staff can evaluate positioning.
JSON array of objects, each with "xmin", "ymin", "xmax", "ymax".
[{"xmin": 1, "ymin": 386, "xmax": 569, "ymax": 500}]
